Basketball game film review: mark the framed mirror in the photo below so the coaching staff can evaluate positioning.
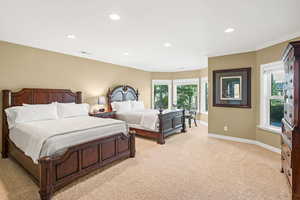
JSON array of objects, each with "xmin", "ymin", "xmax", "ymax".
[{"xmin": 213, "ymin": 68, "xmax": 251, "ymax": 108}]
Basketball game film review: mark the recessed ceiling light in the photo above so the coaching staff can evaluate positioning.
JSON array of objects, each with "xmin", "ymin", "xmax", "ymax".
[
  {"xmin": 123, "ymin": 52, "xmax": 129, "ymax": 56},
  {"xmin": 224, "ymin": 28, "xmax": 235, "ymax": 33},
  {"xmin": 109, "ymin": 14, "xmax": 120, "ymax": 21},
  {"xmin": 67, "ymin": 34, "xmax": 76, "ymax": 39},
  {"xmin": 80, "ymin": 51, "xmax": 91, "ymax": 55},
  {"xmin": 164, "ymin": 43, "xmax": 172, "ymax": 47}
]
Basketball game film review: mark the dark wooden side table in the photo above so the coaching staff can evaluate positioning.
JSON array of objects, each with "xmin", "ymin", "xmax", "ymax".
[{"xmin": 89, "ymin": 111, "xmax": 116, "ymax": 119}]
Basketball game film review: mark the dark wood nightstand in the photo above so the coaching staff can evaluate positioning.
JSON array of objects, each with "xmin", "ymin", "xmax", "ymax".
[{"xmin": 89, "ymin": 111, "xmax": 116, "ymax": 119}]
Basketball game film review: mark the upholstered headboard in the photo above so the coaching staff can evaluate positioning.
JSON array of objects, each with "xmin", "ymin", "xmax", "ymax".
[
  {"xmin": 107, "ymin": 85, "xmax": 139, "ymax": 111},
  {"xmin": 1, "ymin": 88, "xmax": 82, "ymax": 158}
]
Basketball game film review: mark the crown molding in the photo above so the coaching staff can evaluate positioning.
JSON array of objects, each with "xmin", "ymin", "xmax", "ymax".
[
  {"xmin": 255, "ymin": 31, "xmax": 300, "ymax": 51},
  {"xmin": 207, "ymin": 31, "xmax": 300, "ymax": 58}
]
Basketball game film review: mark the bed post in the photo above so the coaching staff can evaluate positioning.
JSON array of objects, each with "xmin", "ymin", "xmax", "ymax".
[
  {"xmin": 129, "ymin": 130, "xmax": 136, "ymax": 157},
  {"xmin": 39, "ymin": 157, "xmax": 53, "ymax": 200},
  {"xmin": 76, "ymin": 91, "xmax": 82, "ymax": 104},
  {"xmin": 136, "ymin": 89, "xmax": 139, "ymax": 100},
  {"xmin": 181, "ymin": 109, "xmax": 186, "ymax": 133},
  {"xmin": 157, "ymin": 109, "xmax": 165, "ymax": 144},
  {"xmin": 2, "ymin": 90, "xmax": 11, "ymax": 159}
]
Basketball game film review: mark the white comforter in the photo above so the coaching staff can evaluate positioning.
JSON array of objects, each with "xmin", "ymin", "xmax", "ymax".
[
  {"xmin": 10, "ymin": 116, "xmax": 127, "ymax": 163},
  {"xmin": 116, "ymin": 109, "xmax": 171, "ymax": 131}
]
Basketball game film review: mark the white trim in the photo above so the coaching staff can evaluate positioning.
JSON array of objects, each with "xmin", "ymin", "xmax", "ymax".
[
  {"xmin": 173, "ymin": 78, "xmax": 199, "ymax": 85},
  {"xmin": 260, "ymin": 61, "xmax": 284, "ymax": 130},
  {"xmin": 199, "ymin": 120, "xmax": 208, "ymax": 126},
  {"xmin": 256, "ymin": 141, "xmax": 281, "ymax": 154},
  {"xmin": 208, "ymin": 133, "xmax": 281, "ymax": 154},
  {"xmin": 200, "ymin": 77, "xmax": 208, "ymax": 114},
  {"xmin": 261, "ymin": 61, "xmax": 283, "ymax": 71},
  {"xmin": 220, "ymin": 76, "xmax": 242, "ymax": 100},
  {"xmin": 257, "ymin": 125, "xmax": 281, "ymax": 134},
  {"xmin": 207, "ymin": 31, "xmax": 300, "ymax": 58}
]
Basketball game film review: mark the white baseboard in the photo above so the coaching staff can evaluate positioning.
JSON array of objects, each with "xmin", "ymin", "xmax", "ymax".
[
  {"xmin": 208, "ymin": 133, "xmax": 281, "ymax": 154},
  {"xmin": 199, "ymin": 120, "xmax": 208, "ymax": 127}
]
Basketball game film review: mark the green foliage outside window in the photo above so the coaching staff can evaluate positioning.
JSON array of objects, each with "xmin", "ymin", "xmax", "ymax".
[
  {"xmin": 154, "ymin": 85, "xmax": 169, "ymax": 109},
  {"xmin": 270, "ymin": 73, "xmax": 284, "ymax": 127},
  {"xmin": 176, "ymin": 84, "xmax": 198, "ymax": 111},
  {"xmin": 270, "ymin": 99, "xmax": 284, "ymax": 127}
]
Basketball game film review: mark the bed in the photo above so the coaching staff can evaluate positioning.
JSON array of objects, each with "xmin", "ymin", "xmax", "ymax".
[
  {"xmin": 1, "ymin": 88, "xmax": 135, "ymax": 200},
  {"xmin": 107, "ymin": 85, "xmax": 186, "ymax": 144}
]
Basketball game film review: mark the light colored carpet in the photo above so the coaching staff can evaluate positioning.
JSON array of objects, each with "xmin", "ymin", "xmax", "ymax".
[{"xmin": 0, "ymin": 125, "xmax": 291, "ymax": 200}]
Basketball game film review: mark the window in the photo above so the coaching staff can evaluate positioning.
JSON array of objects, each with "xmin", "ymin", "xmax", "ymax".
[
  {"xmin": 173, "ymin": 79, "xmax": 199, "ymax": 111},
  {"xmin": 260, "ymin": 61, "xmax": 284, "ymax": 132},
  {"xmin": 152, "ymin": 80, "xmax": 172, "ymax": 109},
  {"xmin": 201, "ymin": 77, "xmax": 208, "ymax": 114}
]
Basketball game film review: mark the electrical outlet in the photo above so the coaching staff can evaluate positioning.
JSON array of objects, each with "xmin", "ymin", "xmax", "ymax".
[{"xmin": 224, "ymin": 125, "xmax": 228, "ymax": 132}]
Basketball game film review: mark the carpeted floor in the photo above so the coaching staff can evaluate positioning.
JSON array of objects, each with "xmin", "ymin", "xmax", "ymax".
[{"xmin": 0, "ymin": 125, "xmax": 291, "ymax": 200}]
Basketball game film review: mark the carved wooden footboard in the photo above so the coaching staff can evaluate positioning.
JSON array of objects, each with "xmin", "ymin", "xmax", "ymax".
[
  {"xmin": 157, "ymin": 109, "xmax": 186, "ymax": 144},
  {"xmin": 39, "ymin": 132, "xmax": 135, "ymax": 200},
  {"xmin": 130, "ymin": 109, "xmax": 186, "ymax": 144}
]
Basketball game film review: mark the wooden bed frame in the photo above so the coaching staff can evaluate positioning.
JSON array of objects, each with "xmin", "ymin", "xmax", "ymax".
[
  {"xmin": 107, "ymin": 85, "xmax": 186, "ymax": 144},
  {"xmin": 1, "ymin": 88, "xmax": 136, "ymax": 200}
]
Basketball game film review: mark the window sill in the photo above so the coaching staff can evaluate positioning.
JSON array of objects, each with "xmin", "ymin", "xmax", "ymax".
[
  {"xmin": 200, "ymin": 112, "xmax": 208, "ymax": 115},
  {"xmin": 257, "ymin": 125, "xmax": 281, "ymax": 135}
]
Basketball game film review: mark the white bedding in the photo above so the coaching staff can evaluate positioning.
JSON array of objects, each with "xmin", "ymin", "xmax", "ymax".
[
  {"xmin": 9, "ymin": 116, "xmax": 128, "ymax": 163},
  {"xmin": 116, "ymin": 109, "xmax": 173, "ymax": 132}
]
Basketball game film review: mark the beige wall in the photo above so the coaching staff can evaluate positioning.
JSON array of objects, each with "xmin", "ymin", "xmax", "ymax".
[
  {"xmin": 208, "ymin": 52, "xmax": 257, "ymax": 140},
  {"xmin": 0, "ymin": 41, "xmax": 152, "ymax": 150},
  {"xmin": 208, "ymin": 37, "xmax": 300, "ymax": 148},
  {"xmin": 151, "ymin": 68, "xmax": 208, "ymax": 122}
]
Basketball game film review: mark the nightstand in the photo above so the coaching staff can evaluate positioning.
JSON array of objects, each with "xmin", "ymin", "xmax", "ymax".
[{"xmin": 89, "ymin": 111, "xmax": 116, "ymax": 119}]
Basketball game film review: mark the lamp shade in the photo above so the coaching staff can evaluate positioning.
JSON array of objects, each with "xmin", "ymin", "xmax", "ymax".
[{"xmin": 98, "ymin": 96, "xmax": 106, "ymax": 105}]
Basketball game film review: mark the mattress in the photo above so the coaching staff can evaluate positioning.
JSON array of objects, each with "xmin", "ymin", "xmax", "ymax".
[{"xmin": 9, "ymin": 116, "xmax": 128, "ymax": 163}]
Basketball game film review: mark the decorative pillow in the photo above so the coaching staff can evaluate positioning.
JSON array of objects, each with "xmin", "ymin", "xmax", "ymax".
[
  {"xmin": 57, "ymin": 103, "xmax": 89, "ymax": 118},
  {"xmin": 131, "ymin": 101, "xmax": 145, "ymax": 111},
  {"xmin": 112, "ymin": 101, "xmax": 132, "ymax": 112},
  {"xmin": 5, "ymin": 104, "xmax": 58, "ymax": 128}
]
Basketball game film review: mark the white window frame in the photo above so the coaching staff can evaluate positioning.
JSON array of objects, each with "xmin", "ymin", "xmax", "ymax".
[
  {"xmin": 152, "ymin": 80, "xmax": 172, "ymax": 109},
  {"xmin": 200, "ymin": 77, "xmax": 208, "ymax": 114},
  {"xmin": 173, "ymin": 78, "xmax": 200, "ymax": 112},
  {"xmin": 259, "ymin": 61, "xmax": 284, "ymax": 134}
]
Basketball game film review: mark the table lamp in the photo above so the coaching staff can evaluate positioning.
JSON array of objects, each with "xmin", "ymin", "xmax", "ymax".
[{"xmin": 98, "ymin": 96, "xmax": 106, "ymax": 112}]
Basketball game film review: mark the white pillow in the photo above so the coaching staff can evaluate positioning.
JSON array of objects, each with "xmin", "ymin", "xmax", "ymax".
[
  {"xmin": 5, "ymin": 106, "xmax": 22, "ymax": 129},
  {"xmin": 57, "ymin": 103, "xmax": 89, "ymax": 118},
  {"xmin": 131, "ymin": 101, "xmax": 144, "ymax": 111},
  {"xmin": 112, "ymin": 101, "xmax": 132, "ymax": 112},
  {"xmin": 5, "ymin": 104, "xmax": 58, "ymax": 128}
]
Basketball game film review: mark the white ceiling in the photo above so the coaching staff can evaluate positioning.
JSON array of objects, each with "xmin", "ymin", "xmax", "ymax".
[{"xmin": 0, "ymin": 0, "xmax": 299, "ymax": 72}]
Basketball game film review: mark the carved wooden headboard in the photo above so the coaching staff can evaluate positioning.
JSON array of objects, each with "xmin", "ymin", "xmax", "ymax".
[
  {"xmin": 107, "ymin": 85, "xmax": 139, "ymax": 112},
  {"xmin": 1, "ymin": 88, "xmax": 82, "ymax": 158}
]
